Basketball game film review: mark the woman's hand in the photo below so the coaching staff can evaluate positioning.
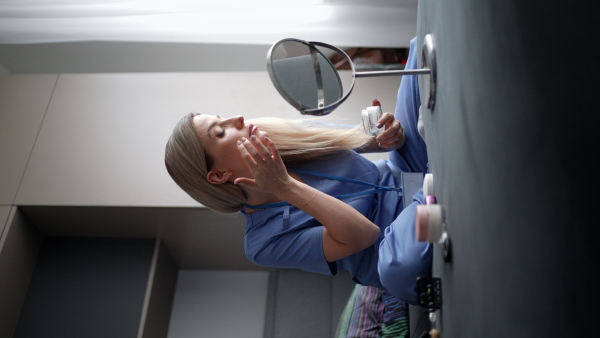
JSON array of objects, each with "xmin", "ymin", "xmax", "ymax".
[
  {"xmin": 234, "ymin": 135, "xmax": 293, "ymax": 197},
  {"xmin": 358, "ymin": 99, "xmax": 405, "ymax": 152},
  {"xmin": 375, "ymin": 112, "xmax": 406, "ymax": 150}
]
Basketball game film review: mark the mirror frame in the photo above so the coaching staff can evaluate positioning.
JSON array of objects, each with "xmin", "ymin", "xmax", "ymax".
[
  {"xmin": 266, "ymin": 38, "xmax": 356, "ymax": 116},
  {"xmin": 266, "ymin": 35, "xmax": 437, "ymax": 116}
]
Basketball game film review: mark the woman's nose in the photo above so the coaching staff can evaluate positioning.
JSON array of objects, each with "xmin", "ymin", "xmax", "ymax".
[{"xmin": 231, "ymin": 115, "xmax": 244, "ymax": 128}]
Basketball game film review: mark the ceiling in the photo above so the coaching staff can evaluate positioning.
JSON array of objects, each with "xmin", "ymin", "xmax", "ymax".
[{"xmin": 0, "ymin": 0, "xmax": 418, "ymax": 74}]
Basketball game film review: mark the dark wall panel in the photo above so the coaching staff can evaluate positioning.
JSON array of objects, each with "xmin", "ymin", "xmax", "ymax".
[
  {"xmin": 263, "ymin": 269, "xmax": 355, "ymax": 338},
  {"xmin": 14, "ymin": 237, "xmax": 155, "ymax": 338}
]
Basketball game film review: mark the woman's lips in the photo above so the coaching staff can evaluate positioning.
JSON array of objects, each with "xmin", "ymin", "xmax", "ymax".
[{"xmin": 249, "ymin": 124, "xmax": 256, "ymax": 137}]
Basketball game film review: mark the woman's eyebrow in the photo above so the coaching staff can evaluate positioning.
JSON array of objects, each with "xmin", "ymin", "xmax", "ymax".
[
  {"xmin": 206, "ymin": 116, "xmax": 222, "ymax": 138},
  {"xmin": 207, "ymin": 121, "xmax": 217, "ymax": 138}
]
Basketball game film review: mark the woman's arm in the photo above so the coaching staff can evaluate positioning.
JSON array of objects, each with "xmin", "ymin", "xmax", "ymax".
[
  {"xmin": 235, "ymin": 135, "xmax": 381, "ymax": 262},
  {"xmin": 281, "ymin": 178, "xmax": 381, "ymax": 262}
]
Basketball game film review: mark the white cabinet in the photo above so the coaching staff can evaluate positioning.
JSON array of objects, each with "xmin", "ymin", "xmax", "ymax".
[{"xmin": 0, "ymin": 75, "xmax": 57, "ymax": 205}]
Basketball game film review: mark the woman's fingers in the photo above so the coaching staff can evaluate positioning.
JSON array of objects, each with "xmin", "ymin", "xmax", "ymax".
[
  {"xmin": 237, "ymin": 135, "xmax": 284, "ymax": 173},
  {"xmin": 237, "ymin": 136, "xmax": 267, "ymax": 164},
  {"xmin": 378, "ymin": 129, "xmax": 406, "ymax": 149},
  {"xmin": 377, "ymin": 114, "xmax": 401, "ymax": 138},
  {"xmin": 249, "ymin": 135, "xmax": 274, "ymax": 161},
  {"xmin": 263, "ymin": 137, "xmax": 283, "ymax": 163},
  {"xmin": 376, "ymin": 112, "xmax": 394, "ymax": 129},
  {"xmin": 371, "ymin": 104, "xmax": 406, "ymax": 150},
  {"xmin": 374, "ymin": 112, "xmax": 406, "ymax": 149},
  {"xmin": 237, "ymin": 138, "xmax": 259, "ymax": 166},
  {"xmin": 235, "ymin": 135, "xmax": 290, "ymax": 195}
]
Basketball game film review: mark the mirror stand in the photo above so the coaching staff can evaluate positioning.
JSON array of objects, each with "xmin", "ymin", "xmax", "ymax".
[{"xmin": 267, "ymin": 34, "xmax": 437, "ymax": 115}]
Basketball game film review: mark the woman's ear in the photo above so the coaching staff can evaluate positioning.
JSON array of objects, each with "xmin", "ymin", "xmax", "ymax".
[{"xmin": 206, "ymin": 169, "xmax": 232, "ymax": 184}]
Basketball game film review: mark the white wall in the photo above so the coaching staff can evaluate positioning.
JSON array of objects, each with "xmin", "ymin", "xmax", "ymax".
[
  {"xmin": 167, "ymin": 270, "xmax": 269, "ymax": 338},
  {"xmin": 10, "ymin": 71, "xmax": 398, "ymax": 207}
]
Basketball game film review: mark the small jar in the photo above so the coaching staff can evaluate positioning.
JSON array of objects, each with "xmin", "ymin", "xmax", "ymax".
[
  {"xmin": 362, "ymin": 105, "xmax": 384, "ymax": 136},
  {"xmin": 416, "ymin": 204, "xmax": 446, "ymax": 244}
]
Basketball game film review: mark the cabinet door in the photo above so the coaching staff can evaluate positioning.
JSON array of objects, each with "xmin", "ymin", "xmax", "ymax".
[
  {"xmin": 0, "ymin": 75, "xmax": 57, "ymax": 205},
  {"xmin": 13, "ymin": 238, "xmax": 155, "ymax": 338},
  {"xmin": 417, "ymin": 1, "xmax": 599, "ymax": 336}
]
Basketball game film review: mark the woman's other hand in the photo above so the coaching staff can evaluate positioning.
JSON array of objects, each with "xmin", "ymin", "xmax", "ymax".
[
  {"xmin": 375, "ymin": 112, "xmax": 406, "ymax": 150},
  {"xmin": 234, "ymin": 135, "xmax": 293, "ymax": 197},
  {"xmin": 359, "ymin": 99, "xmax": 405, "ymax": 152}
]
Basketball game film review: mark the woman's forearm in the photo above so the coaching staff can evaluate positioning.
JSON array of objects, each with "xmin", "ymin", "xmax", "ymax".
[{"xmin": 278, "ymin": 179, "xmax": 380, "ymax": 261}]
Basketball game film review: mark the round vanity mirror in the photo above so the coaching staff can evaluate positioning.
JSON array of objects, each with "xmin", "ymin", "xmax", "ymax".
[
  {"xmin": 267, "ymin": 36, "xmax": 436, "ymax": 116},
  {"xmin": 266, "ymin": 38, "xmax": 355, "ymax": 116}
]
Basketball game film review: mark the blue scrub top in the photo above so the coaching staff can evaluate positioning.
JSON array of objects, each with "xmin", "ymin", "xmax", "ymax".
[
  {"xmin": 243, "ymin": 37, "xmax": 431, "ymax": 301},
  {"xmin": 243, "ymin": 150, "xmax": 417, "ymax": 289}
]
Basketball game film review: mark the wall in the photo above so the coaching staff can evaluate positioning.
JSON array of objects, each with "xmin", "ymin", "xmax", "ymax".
[
  {"xmin": 168, "ymin": 270, "xmax": 270, "ymax": 338},
  {"xmin": 263, "ymin": 270, "xmax": 356, "ymax": 338},
  {"xmin": 13, "ymin": 238, "xmax": 156, "ymax": 338},
  {"xmin": 0, "ymin": 208, "xmax": 43, "ymax": 338},
  {"xmin": 9, "ymin": 72, "xmax": 396, "ymax": 207},
  {"xmin": 0, "ymin": 75, "xmax": 57, "ymax": 206},
  {"xmin": 166, "ymin": 269, "xmax": 356, "ymax": 338}
]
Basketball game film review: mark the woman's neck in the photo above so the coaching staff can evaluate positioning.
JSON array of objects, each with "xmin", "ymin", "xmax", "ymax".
[
  {"xmin": 244, "ymin": 189, "xmax": 280, "ymax": 206},
  {"xmin": 242, "ymin": 171, "xmax": 304, "ymax": 213}
]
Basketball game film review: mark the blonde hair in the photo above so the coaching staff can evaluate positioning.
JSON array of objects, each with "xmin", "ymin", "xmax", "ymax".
[{"xmin": 165, "ymin": 113, "xmax": 372, "ymax": 214}]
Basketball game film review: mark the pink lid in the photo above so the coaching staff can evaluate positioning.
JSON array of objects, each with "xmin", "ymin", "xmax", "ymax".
[{"xmin": 416, "ymin": 205, "xmax": 430, "ymax": 242}]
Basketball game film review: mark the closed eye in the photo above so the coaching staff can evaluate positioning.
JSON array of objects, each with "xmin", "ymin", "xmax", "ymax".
[{"xmin": 215, "ymin": 115, "xmax": 224, "ymax": 137}]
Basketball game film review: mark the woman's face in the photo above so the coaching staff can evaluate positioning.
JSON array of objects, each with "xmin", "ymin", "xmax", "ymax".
[{"xmin": 192, "ymin": 114, "xmax": 268, "ymax": 179}]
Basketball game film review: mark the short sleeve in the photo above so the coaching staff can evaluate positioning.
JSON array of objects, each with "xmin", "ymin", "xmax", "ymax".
[
  {"xmin": 255, "ymin": 225, "xmax": 336, "ymax": 276},
  {"xmin": 245, "ymin": 208, "xmax": 336, "ymax": 276}
]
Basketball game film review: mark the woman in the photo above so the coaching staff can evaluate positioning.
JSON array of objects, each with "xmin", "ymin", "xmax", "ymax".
[{"xmin": 165, "ymin": 38, "xmax": 432, "ymax": 304}]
